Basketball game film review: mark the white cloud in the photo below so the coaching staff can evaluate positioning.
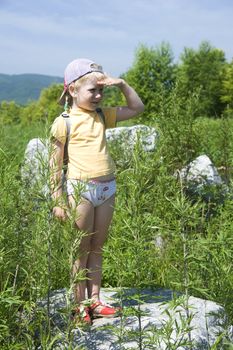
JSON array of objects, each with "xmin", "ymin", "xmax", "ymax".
[{"xmin": 0, "ymin": 0, "xmax": 233, "ymax": 76}]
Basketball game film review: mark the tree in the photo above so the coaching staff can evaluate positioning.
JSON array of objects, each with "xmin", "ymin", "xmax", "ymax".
[
  {"xmin": 103, "ymin": 86, "xmax": 124, "ymax": 107},
  {"xmin": 177, "ymin": 41, "xmax": 226, "ymax": 117},
  {"xmin": 220, "ymin": 60, "xmax": 233, "ymax": 114},
  {"xmin": 37, "ymin": 83, "xmax": 63, "ymax": 123},
  {"xmin": 0, "ymin": 101, "xmax": 21, "ymax": 125},
  {"xmin": 20, "ymin": 84, "xmax": 63, "ymax": 125},
  {"xmin": 123, "ymin": 43, "xmax": 176, "ymax": 121}
]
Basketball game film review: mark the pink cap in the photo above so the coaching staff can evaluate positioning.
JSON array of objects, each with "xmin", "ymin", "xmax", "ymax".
[
  {"xmin": 59, "ymin": 58, "xmax": 104, "ymax": 103},
  {"xmin": 64, "ymin": 58, "xmax": 103, "ymax": 88}
]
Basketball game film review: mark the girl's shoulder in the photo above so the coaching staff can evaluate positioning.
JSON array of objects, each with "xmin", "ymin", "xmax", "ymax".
[
  {"xmin": 50, "ymin": 114, "xmax": 67, "ymax": 144},
  {"xmin": 54, "ymin": 112, "xmax": 69, "ymax": 122}
]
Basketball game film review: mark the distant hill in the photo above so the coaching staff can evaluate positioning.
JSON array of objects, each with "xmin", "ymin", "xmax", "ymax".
[{"xmin": 0, "ymin": 73, "xmax": 63, "ymax": 105}]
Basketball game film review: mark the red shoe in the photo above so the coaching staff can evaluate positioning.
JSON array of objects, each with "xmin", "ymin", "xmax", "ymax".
[
  {"xmin": 71, "ymin": 305, "xmax": 92, "ymax": 325},
  {"xmin": 90, "ymin": 301, "xmax": 122, "ymax": 318}
]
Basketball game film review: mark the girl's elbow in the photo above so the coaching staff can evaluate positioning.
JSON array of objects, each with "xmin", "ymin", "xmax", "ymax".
[
  {"xmin": 132, "ymin": 103, "xmax": 144, "ymax": 117},
  {"xmin": 137, "ymin": 102, "xmax": 145, "ymax": 114}
]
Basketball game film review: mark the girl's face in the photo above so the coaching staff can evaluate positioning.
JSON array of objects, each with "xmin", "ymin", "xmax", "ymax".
[{"xmin": 73, "ymin": 78, "xmax": 104, "ymax": 111}]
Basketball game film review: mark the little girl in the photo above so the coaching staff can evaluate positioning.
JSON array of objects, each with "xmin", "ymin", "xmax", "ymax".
[{"xmin": 50, "ymin": 58, "xmax": 144, "ymax": 324}]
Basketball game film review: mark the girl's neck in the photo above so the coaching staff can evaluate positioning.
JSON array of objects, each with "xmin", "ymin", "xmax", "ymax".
[{"xmin": 71, "ymin": 106, "xmax": 94, "ymax": 113}]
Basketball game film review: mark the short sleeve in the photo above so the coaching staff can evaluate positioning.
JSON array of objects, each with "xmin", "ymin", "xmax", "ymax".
[
  {"xmin": 102, "ymin": 107, "xmax": 117, "ymax": 129},
  {"xmin": 50, "ymin": 116, "xmax": 67, "ymax": 144}
]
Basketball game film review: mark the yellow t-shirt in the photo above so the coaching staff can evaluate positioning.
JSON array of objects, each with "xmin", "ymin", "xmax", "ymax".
[{"xmin": 50, "ymin": 107, "xmax": 117, "ymax": 180}]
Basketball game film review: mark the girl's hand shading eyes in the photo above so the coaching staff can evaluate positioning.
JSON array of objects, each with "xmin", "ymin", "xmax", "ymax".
[{"xmin": 97, "ymin": 77, "xmax": 125, "ymax": 88}]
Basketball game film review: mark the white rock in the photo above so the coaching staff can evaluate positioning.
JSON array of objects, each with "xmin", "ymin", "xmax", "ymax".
[
  {"xmin": 106, "ymin": 124, "xmax": 158, "ymax": 152},
  {"xmin": 37, "ymin": 288, "xmax": 229, "ymax": 350},
  {"xmin": 21, "ymin": 138, "xmax": 50, "ymax": 196},
  {"xmin": 179, "ymin": 155, "xmax": 223, "ymax": 186}
]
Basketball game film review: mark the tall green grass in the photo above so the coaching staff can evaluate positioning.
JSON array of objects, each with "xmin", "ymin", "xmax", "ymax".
[{"xmin": 1, "ymin": 89, "xmax": 233, "ymax": 348}]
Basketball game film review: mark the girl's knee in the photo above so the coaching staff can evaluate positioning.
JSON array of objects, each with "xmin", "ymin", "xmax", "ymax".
[
  {"xmin": 79, "ymin": 243, "xmax": 91, "ymax": 256},
  {"xmin": 89, "ymin": 244, "xmax": 103, "ymax": 255}
]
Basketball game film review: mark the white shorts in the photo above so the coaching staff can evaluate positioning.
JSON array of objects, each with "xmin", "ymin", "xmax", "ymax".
[{"xmin": 67, "ymin": 178, "xmax": 116, "ymax": 207}]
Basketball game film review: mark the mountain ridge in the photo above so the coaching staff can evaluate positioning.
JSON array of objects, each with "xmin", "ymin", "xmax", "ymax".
[{"xmin": 0, "ymin": 73, "xmax": 63, "ymax": 105}]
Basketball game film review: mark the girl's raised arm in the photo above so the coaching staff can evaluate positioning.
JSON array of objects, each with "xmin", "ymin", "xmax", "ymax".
[{"xmin": 98, "ymin": 77, "xmax": 144, "ymax": 121}]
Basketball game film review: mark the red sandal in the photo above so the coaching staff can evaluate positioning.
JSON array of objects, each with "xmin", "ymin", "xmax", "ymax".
[
  {"xmin": 90, "ymin": 301, "xmax": 122, "ymax": 318},
  {"xmin": 71, "ymin": 304, "xmax": 92, "ymax": 325}
]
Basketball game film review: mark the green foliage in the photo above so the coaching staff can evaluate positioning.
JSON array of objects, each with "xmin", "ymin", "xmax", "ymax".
[
  {"xmin": 221, "ymin": 60, "xmax": 233, "ymax": 113},
  {"xmin": 0, "ymin": 123, "xmax": 85, "ymax": 348},
  {"xmin": 103, "ymin": 85, "xmax": 124, "ymax": 106},
  {"xmin": 177, "ymin": 41, "xmax": 226, "ymax": 117},
  {"xmin": 1, "ymin": 108, "xmax": 233, "ymax": 348},
  {"xmin": 0, "ymin": 84, "xmax": 63, "ymax": 127},
  {"xmin": 37, "ymin": 83, "xmax": 64, "ymax": 123},
  {"xmin": 123, "ymin": 42, "xmax": 176, "ymax": 121},
  {"xmin": 0, "ymin": 101, "xmax": 21, "ymax": 125},
  {"xmin": 157, "ymin": 81, "xmax": 201, "ymax": 169},
  {"xmin": 194, "ymin": 114, "xmax": 233, "ymax": 182},
  {"xmin": 103, "ymin": 145, "xmax": 163, "ymax": 288},
  {"xmin": 20, "ymin": 84, "xmax": 63, "ymax": 125}
]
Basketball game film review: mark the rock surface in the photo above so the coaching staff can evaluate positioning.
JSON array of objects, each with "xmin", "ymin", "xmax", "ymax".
[
  {"xmin": 106, "ymin": 124, "xmax": 158, "ymax": 152},
  {"xmin": 21, "ymin": 138, "xmax": 50, "ymax": 196},
  {"xmin": 178, "ymin": 154, "xmax": 228, "ymax": 203},
  {"xmin": 37, "ymin": 288, "xmax": 230, "ymax": 349},
  {"xmin": 179, "ymin": 154, "xmax": 223, "ymax": 186}
]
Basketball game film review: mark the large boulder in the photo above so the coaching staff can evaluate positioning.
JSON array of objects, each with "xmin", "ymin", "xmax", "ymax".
[
  {"xmin": 106, "ymin": 124, "xmax": 158, "ymax": 152},
  {"xmin": 37, "ymin": 287, "xmax": 231, "ymax": 350},
  {"xmin": 21, "ymin": 138, "xmax": 50, "ymax": 196},
  {"xmin": 178, "ymin": 155, "xmax": 228, "ymax": 203},
  {"xmin": 179, "ymin": 155, "xmax": 223, "ymax": 186}
]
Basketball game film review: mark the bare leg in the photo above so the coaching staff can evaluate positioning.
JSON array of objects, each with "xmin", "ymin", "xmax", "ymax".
[
  {"xmin": 87, "ymin": 194, "xmax": 115, "ymax": 301},
  {"xmin": 69, "ymin": 196, "xmax": 94, "ymax": 304}
]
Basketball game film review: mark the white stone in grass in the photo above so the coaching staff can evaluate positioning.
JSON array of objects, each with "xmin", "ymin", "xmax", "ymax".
[
  {"xmin": 106, "ymin": 124, "xmax": 158, "ymax": 152},
  {"xmin": 178, "ymin": 154, "xmax": 223, "ymax": 186},
  {"xmin": 21, "ymin": 138, "xmax": 50, "ymax": 196},
  {"xmin": 37, "ymin": 287, "xmax": 229, "ymax": 350}
]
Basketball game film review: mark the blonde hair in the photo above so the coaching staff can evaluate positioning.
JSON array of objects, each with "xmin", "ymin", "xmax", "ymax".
[
  {"xmin": 61, "ymin": 71, "xmax": 106, "ymax": 108},
  {"xmin": 74, "ymin": 71, "xmax": 106, "ymax": 89}
]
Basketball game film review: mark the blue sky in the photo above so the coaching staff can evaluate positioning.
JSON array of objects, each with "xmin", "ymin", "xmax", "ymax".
[{"xmin": 1, "ymin": 0, "xmax": 233, "ymax": 78}]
